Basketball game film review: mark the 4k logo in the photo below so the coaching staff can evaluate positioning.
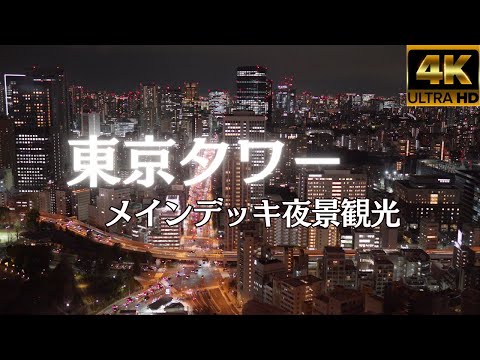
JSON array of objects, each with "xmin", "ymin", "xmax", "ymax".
[{"xmin": 407, "ymin": 45, "xmax": 479, "ymax": 106}]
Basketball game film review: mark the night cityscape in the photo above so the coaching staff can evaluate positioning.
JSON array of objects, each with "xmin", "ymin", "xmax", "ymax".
[{"xmin": 1, "ymin": 45, "xmax": 479, "ymax": 315}]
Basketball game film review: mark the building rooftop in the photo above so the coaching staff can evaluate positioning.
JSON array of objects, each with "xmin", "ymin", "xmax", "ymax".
[
  {"xmin": 395, "ymin": 179, "xmax": 457, "ymax": 190},
  {"xmin": 281, "ymin": 275, "xmax": 321, "ymax": 287},
  {"xmin": 256, "ymin": 258, "xmax": 283, "ymax": 266},
  {"xmin": 401, "ymin": 249, "xmax": 430, "ymax": 262},
  {"xmin": 324, "ymin": 246, "xmax": 345, "ymax": 255}
]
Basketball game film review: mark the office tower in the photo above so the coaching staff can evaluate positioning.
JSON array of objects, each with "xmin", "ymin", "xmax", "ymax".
[
  {"xmin": 68, "ymin": 85, "xmax": 84, "ymax": 131},
  {"xmin": 267, "ymin": 275, "xmax": 321, "ymax": 315},
  {"xmin": 38, "ymin": 190, "xmax": 52, "ymax": 213},
  {"xmin": 282, "ymin": 246, "xmax": 295, "ymax": 273},
  {"xmin": 0, "ymin": 79, "xmax": 4, "ymax": 115},
  {"xmin": 184, "ymin": 82, "xmax": 198, "ymax": 102},
  {"xmin": 71, "ymin": 188, "xmax": 90, "ymax": 221},
  {"xmin": 298, "ymin": 169, "xmax": 367, "ymax": 201},
  {"xmin": 275, "ymin": 76, "xmax": 296, "ymax": 115},
  {"xmin": 235, "ymin": 66, "xmax": 268, "ymax": 115},
  {"xmin": 222, "ymin": 111, "xmax": 266, "ymax": 250},
  {"xmin": 146, "ymin": 195, "xmax": 181, "ymax": 248},
  {"xmin": 397, "ymin": 138, "xmax": 416, "ymax": 157},
  {"xmin": 453, "ymin": 244, "xmax": 476, "ymax": 290},
  {"xmin": 455, "ymin": 170, "xmax": 480, "ymax": 224},
  {"xmin": 252, "ymin": 258, "xmax": 288, "ymax": 303},
  {"xmin": 265, "ymin": 217, "xmax": 300, "ymax": 246},
  {"xmin": 322, "ymin": 246, "xmax": 347, "ymax": 292},
  {"xmin": 159, "ymin": 86, "xmax": 183, "ymax": 134},
  {"xmin": 0, "ymin": 117, "xmax": 15, "ymax": 169},
  {"xmin": 302, "ymin": 225, "xmax": 338, "ymax": 250},
  {"xmin": 9, "ymin": 67, "xmax": 71, "ymax": 193},
  {"xmin": 312, "ymin": 287, "xmax": 364, "ymax": 315},
  {"xmin": 140, "ymin": 83, "xmax": 158, "ymax": 135},
  {"xmin": 393, "ymin": 175, "xmax": 460, "ymax": 232},
  {"xmin": 115, "ymin": 94, "xmax": 129, "ymax": 117},
  {"xmin": 236, "ymin": 224, "xmax": 262, "ymax": 301},
  {"xmin": 297, "ymin": 169, "xmax": 366, "ymax": 250},
  {"xmin": 419, "ymin": 217, "xmax": 440, "ymax": 250},
  {"xmin": 81, "ymin": 112, "xmax": 101, "ymax": 136},
  {"xmin": 453, "ymin": 244, "xmax": 475, "ymax": 269},
  {"xmin": 274, "ymin": 76, "xmax": 296, "ymax": 128},
  {"xmin": 353, "ymin": 228, "xmax": 381, "ymax": 250},
  {"xmin": 91, "ymin": 187, "xmax": 131, "ymax": 233},
  {"xmin": 182, "ymin": 82, "xmax": 200, "ymax": 140},
  {"xmin": 372, "ymin": 256, "xmax": 394, "ymax": 297},
  {"xmin": 461, "ymin": 223, "xmax": 480, "ymax": 247},
  {"xmin": 269, "ymin": 130, "xmax": 308, "ymax": 188},
  {"xmin": 208, "ymin": 90, "xmax": 228, "ymax": 131},
  {"xmin": 127, "ymin": 91, "xmax": 141, "ymax": 118}
]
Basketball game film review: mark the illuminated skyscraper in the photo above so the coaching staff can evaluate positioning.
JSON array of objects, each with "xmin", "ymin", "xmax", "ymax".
[
  {"xmin": 68, "ymin": 85, "xmax": 84, "ymax": 131},
  {"xmin": 208, "ymin": 90, "xmax": 228, "ymax": 131},
  {"xmin": 222, "ymin": 110, "xmax": 266, "ymax": 250},
  {"xmin": 275, "ymin": 76, "xmax": 296, "ymax": 115},
  {"xmin": 236, "ymin": 66, "xmax": 268, "ymax": 115},
  {"xmin": 160, "ymin": 86, "xmax": 183, "ymax": 134},
  {"xmin": 9, "ymin": 67, "xmax": 71, "ymax": 193},
  {"xmin": 182, "ymin": 82, "xmax": 200, "ymax": 140},
  {"xmin": 140, "ymin": 83, "xmax": 158, "ymax": 135}
]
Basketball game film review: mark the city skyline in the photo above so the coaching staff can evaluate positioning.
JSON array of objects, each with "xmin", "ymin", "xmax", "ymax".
[
  {"xmin": 0, "ymin": 45, "xmax": 406, "ymax": 96},
  {"xmin": 1, "ymin": 46, "xmax": 480, "ymax": 316}
]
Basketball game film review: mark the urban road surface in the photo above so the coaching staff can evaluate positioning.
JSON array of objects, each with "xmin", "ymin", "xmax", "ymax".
[
  {"xmin": 98, "ymin": 261, "xmax": 239, "ymax": 315},
  {"xmin": 39, "ymin": 213, "xmax": 473, "ymax": 263}
]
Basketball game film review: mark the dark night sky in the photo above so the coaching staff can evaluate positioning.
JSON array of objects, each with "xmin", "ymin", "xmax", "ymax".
[{"xmin": 0, "ymin": 45, "xmax": 406, "ymax": 96}]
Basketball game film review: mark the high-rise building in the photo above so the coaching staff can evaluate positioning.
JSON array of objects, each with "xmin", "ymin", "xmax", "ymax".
[
  {"xmin": 222, "ymin": 111, "xmax": 266, "ymax": 250},
  {"xmin": 208, "ymin": 90, "xmax": 228, "ymax": 131},
  {"xmin": 0, "ymin": 117, "xmax": 15, "ymax": 169},
  {"xmin": 235, "ymin": 66, "xmax": 268, "ymax": 116},
  {"xmin": 265, "ymin": 216, "xmax": 300, "ymax": 247},
  {"xmin": 81, "ymin": 112, "xmax": 101, "ymax": 136},
  {"xmin": 182, "ymin": 82, "xmax": 201, "ymax": 141},
  {"xmin": 453, "ymin": 244, "xmax": 476, "ymax": 290},
  {"xmin": 252, "ymin": 256, "xmax": 289, "ymax": 303},
  {"xmin": 55, "ymin": 190, "xmax": 71, "ymax": 216},
  {"xmin": 353, "ymin": 228, "xmax": 381, "ymax": 250},
  {"xmin": 236, "ymin": 224, "xmax": 262, "ymax": 302},
  {"xmin": 275, "ymin": 76, "xmax": 296, "ymax": 115},
  {"xmin": 461, "ymin": 223, "xmax": 480, "ymax": 247},
  {"xmin": 159, "ymin": 86, "xmax": 183, "ymax": 134},
  {"xmin": 455, "ymin": 170, "xmax": 480, "ymax": 225},
  {"xmin": 298, "ymin": 169, "xmax": 367, "ymax": 201},
  {"xmin": 140, "ymin": 83, "xmax": 158, "ymax": 135},
  {"xmin": 91, "ymin": 187, "xmax": 131, "ymax": 233},
  {"xmin": 419, "ymin": 217, "xmax": 440, "ymax": 250},
  {"xmin": 71, "ymin": 188, "xmax": 90, "ymax": 221},
  {"xmin": 322, "ymin": 246, "xmax": 347, "ymax": 292},
  {"xmin": 68, "ymin": 85, "xmax": 84, "ymax": 131},
  {"xmin": 393, "ymin": 175, "xmax": 460, "ymax": 232},
  {"xmin": 372, "ymin": 256, "xmax": 394, "ymax": 297},
  {"xmin": 149, "ymin": 195, "xmax": 181, "ymax": 248},
  {"xmin": 184, "ymin": 82, "xmax": 198, "ymax": 102},
  {"xmin": 267, "ymin": 275, "xmax": 321, "ymax": 315},
  {"xmin": 0, "ymin": 78, "xmax": 4, "ymax": 116},
  {"xmin": 9, "ymin": 67, "xmax": 71, "ymax": 193}
]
